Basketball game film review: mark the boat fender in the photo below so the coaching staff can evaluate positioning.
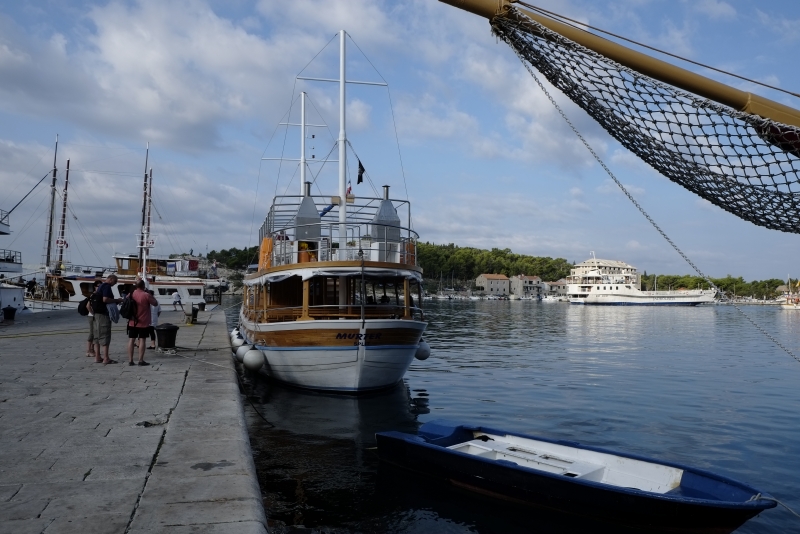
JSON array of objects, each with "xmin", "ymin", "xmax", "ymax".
[
  {"xmin": 235, "ymin": 344, "xmax": 253, "ymax": 362},
  {"xmin": 231, "ymin": 337, "xmax": 246, "ymax": 350},
  {"xmin": 243, "ymin": 349, "xmax": 265, "ymax": 372},
  {"xmin": 230, "ymin": 328, "xmax": 240, "ymax": 338},
  {"xmin": 415, "ymin": 339, "xmax": 431, "ymax": 361}
]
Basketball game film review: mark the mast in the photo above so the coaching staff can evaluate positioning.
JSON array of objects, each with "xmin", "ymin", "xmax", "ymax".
[
  {"xmin": 44, "ymin": 134, "xmax": 58, "ymax": 271},
  {"xmin": 138, "ymin": 143, "xmax": 149, "ymax": 274},
  {"xmin": 142, "ymin": 168, "xmax": 153, "ymax": 281},
  {"xmin": 338, "ymin": 30, "xmax": 347, "ymax": 306},
  {"xmin": 57, "ymin": 159, "xmax": 70, "ymax": 266},
  {"xmin": 300, "ymin": 91, "xmax": 307, "ymax": 196}
]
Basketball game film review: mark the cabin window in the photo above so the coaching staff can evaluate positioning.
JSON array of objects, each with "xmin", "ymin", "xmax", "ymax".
[
  {"xmin": 188, "ymin": 288, "xmax": 202, "ymax": 296},
  {"xmin": 158, "ymin": 288, "xmax": 178, "ymax": 296}
]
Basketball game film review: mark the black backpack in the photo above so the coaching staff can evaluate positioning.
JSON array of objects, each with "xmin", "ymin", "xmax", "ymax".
[
  {"xmin": 78, "ymin": 298, "xmax": 90, "ymax": 316},
  {"xmin": 120, "ymin": 292, "xmax": 138, "ymax": 323}
]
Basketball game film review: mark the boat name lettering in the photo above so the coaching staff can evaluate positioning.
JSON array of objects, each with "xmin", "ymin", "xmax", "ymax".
[{"xmin": 335, "ymin": 332, "xmax": 382, "ymax": 340}]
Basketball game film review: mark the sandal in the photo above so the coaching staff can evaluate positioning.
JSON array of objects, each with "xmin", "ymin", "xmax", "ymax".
[
  {"xmin": 129, "ymin": 362, "xmax": 136, "ymax": 366},
  {"xmin": 103, "ymin": 359, "xmax": 118, "ymax": 365},
  {"xmin": 138, "ymin": 361, "xmax": 150, "ymax": 366}
]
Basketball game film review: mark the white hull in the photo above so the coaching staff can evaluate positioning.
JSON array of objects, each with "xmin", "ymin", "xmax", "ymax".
[
  {"xmin": 781, "ymin": 302, "xmax": 800, "ymax": 310},
  {"xmin": 570, "ymin": 288, "xmax": 716, "ymax": 306},
  {"xmin": 239, "ymin": 316, "xmax": 426, "ymax": 392}
]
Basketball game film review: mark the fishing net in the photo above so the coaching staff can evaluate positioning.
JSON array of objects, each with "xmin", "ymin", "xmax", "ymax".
[{"xmin": 491, "ymin": 7, "xmax": 800, "ymax": 234}]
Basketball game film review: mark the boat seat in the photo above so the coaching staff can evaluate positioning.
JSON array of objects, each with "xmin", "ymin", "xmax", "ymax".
[{"xmin": 449, "ymin": 439, "xmax": 605, "ymax": 482}]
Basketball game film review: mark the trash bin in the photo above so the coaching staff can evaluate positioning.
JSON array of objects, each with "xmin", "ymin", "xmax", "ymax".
[
  {"xmin": 2, "ymin": 306, "xmax": 16, "ymax": 321},
  {"xmin": 192, "ymin": 306, "xmax": 199, "ymax": 322},
  {"xmin": 197, "ymin": 302, "xmax": 206, "ymax": 311},
  {"xmin": 155, "ymin": 323, "xmax": 179, "ymax": 349}
]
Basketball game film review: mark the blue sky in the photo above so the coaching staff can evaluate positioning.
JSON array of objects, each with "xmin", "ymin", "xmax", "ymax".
[{"xmin": 2, "ymin": 0, "xmax": 800, "ymax": 281}]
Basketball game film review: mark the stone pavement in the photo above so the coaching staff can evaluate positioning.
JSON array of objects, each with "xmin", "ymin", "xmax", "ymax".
[{"xmin": 0, "ymin": 308, "xmax": 267, "ymax": 533}]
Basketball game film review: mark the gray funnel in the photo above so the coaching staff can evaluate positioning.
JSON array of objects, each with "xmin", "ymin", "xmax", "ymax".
[
  {"xmin": 371, "ymin": 185, "xmax": 400, "ymax": 242},
  {"xmin": 296, "ymin": 182, "xmax": 320, "ymax": 241}
]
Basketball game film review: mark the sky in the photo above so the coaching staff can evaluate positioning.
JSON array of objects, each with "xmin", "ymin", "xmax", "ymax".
[{"xmin": 2, "ymin": 0, "xmax": 800, "ymax": 281}]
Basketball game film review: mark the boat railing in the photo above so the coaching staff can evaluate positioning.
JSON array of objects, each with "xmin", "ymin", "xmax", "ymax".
[
  {"xmin": 244, "ymin": 303, "xmax": 424, "ymax": 323},
  {"xmin": 48, "ymin": 262, "xmax": 108, "ymax": 277},
  {"xmin": 0, "ymin": 249, "xmax": 22, "ymax": 270},
  {"xmin": 265, "ymin": 221, "xmax": 419, "ymax": 269}
]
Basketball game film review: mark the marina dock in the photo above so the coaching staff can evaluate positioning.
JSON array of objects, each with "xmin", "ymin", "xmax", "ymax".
[{"xmin": 0, "ymin": 309, "xmax": 267, "ymax": 533}]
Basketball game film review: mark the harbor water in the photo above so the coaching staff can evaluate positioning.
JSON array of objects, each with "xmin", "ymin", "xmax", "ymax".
[{"xmin": 225, "ymin": 296, "xmax": 800, "ymax": 533}]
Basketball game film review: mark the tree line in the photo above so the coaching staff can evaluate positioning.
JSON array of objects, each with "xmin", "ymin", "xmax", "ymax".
[
  {"xmin": 208, "ymin": 241, "xmax": 788, "ymax": 299},
  {"xmin": 207, "ymin": 246, "xmax": 259, "ymax": 270},
  {"xmin": 416, "ymin": 242, "xmax": 573, "ymax": 287}
]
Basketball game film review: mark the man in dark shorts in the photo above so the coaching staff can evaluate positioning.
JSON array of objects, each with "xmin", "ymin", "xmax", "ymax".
[
  {"xmin": 127, "ymin": 280, "xmax": 159, "ymax": 366},
  {"xmin": 92, "ymin": 274, "xmax": 122, "ymax": 364}
]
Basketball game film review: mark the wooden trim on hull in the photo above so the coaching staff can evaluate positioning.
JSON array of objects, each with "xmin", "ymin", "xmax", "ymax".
[{"xmin": 240, "ymin": 325, "xmax": 424, "ymax": 348}]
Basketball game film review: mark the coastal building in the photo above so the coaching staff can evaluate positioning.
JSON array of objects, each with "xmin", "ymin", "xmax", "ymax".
[
  {"xmin": 509, "ymin": 274, "xmax": 542, "ymax": 298},
  {"xmin": 567, "ymin": 258, "xmax": 640, "ymax": 288},
  {"xmin": 544, "ymin": 279, "xmax": 568, "ymax": 296},
  {"xmin": 476, "ymin": 273, "xmax": 509, "ymax": 296}
]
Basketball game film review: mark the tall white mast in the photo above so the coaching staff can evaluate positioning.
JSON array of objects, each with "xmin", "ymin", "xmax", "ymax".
[
  {"xmin": 300, "ymin": 91, "xmax": 307, "ymax": 196},
  {"xmin": 338, "ymin": 30, "xmax": 347, "ymax": 251},
  {"xmin": 338, "ymin": 30, "xmax": 348, "ymax": 308}
]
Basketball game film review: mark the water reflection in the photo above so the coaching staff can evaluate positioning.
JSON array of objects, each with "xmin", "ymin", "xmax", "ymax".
[{"xmin": 224, "ymin": 296, "xmax": 799, "ymax": 533}]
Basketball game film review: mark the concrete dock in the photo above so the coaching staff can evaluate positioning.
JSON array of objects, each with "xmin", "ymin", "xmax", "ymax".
[{"xmin": 0, "ymin": 308, "xmax": 267, "ymax": 533}]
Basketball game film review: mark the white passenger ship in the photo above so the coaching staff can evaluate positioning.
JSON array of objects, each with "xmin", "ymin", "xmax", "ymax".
[
  {"xmin": 237, "ymin": 31, "xmax": 427, "ymax": 392},
  {"xmin": 567, "ymin": 254, "xmax": 716, "ymax": 306}
]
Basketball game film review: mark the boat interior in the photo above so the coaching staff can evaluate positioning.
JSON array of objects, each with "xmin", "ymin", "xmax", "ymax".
[{"xmin": 446, "ymin": 432, "xmax": 685, "ymax": 494}]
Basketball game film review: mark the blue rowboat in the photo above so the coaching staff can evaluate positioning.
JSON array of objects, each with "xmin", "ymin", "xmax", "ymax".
[{"xmin": 376, "ymin": 421, "xmax": 775, "ymax": 533}]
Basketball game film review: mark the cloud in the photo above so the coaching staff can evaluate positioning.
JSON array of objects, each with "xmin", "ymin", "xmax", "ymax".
[{"xmin": 692, "ymin": 0, "xmax": 736, "ymax": 20}]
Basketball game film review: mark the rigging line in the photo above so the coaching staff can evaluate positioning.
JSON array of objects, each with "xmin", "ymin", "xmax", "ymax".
[
  {"xmin": 66, "ymin": 205, "xmax": 105, "ymax": 265},
  {"xmin": 346, "ymin": 35, "xmax": 411, "ymax": 207},
  {"xmin": 516, "ymin": 1, "xmax": 800, "ymax": 100},
  {"xmin": 386, "ymin": 86, "xmax": 410, "ymax": 207},
  {"xmin": 4, "ymin": 170, "xmax": 52, "ymax": 216},
  {"xmin": 345, "ymin": 141, "xmax": 380, "ymax": 197},
  {"xmin": 148, "ymin": 198, "xmax": 178, "ymax": 253},
  {"xmin": 65, "ymin": 188, "xmax": 115, "ymax": 259},
  {"xmin": 306, "ymin": 96, "xmax": 337, "ymax": 146},
  {"xmin": 273, "ymin": 91, "xmax": 300, "ymax": 201},
  {"xmin": 514, "ymin": 37, "xmax": 800, "ymax": 366},
  {"xmin": 7, "ymin": 188, "xmax": 49, "ymax": 248},
  {"xmin": 67, "ymin": 170, "xmax": 142, "ymax": 177},
  {"xmin": 296, "ymin": 32, "xmax": 339, "ymax": 79}
]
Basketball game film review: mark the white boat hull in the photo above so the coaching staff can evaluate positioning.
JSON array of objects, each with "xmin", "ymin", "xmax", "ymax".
[
  {"xmin": 239, "ymin": 315, "xmax": 426, "ymax": 392},
  {"xmin": 569, "ymin": 285, "xmax": 716, "ymax": 306}
]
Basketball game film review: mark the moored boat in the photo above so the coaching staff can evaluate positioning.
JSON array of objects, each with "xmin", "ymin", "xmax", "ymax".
[
  {"xmin": 376, "ymin": 421, "xmax": 776, "ymax": 533},
  {"xmin": 237, "ymin": 31, "xmax": 427, "ymax": 393},
  {"xmin": 567, "ymin": 253, "xmax": 716, "ymax": 306}
]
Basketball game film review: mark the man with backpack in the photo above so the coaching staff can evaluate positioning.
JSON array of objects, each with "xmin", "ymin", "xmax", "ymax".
[
  {"xmin": 91, "ymin": 274, "xmax": 122, "ymax": 364},
  {"xmin": 126, "ymin": 280, "xmax": 159, "ymax": 366}
]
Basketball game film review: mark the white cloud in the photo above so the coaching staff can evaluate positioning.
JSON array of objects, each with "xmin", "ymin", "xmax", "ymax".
[{"xmin": 693, "ymin": 0, "xmax": 736, "ymax": 20}]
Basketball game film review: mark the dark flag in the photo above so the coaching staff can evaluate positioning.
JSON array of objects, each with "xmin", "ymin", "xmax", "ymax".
[{"xmin": 357, "ymin": 159, "xmax": 365, "ymax": 184}]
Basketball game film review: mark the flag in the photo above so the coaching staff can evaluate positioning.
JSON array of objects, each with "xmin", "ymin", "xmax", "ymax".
[
  {"xmin": 347, "ymin": 180, "xmax": 352, "ymax": 195},
  {"xmin": 357, "ymin": 159, "xmax": 365, "ymax": 184}
]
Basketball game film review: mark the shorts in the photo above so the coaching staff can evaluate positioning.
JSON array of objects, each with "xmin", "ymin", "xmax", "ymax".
[
  {"xmin": 93, "ymin": 314, "xmax": 111, "ymax": 346},
  {"xmin": 127, "ymin": 326, "xmax": 150, "ymax": 339},
  {"xmin": 87, "ymin": 315, "xmax": 95, "ymax": 342}
]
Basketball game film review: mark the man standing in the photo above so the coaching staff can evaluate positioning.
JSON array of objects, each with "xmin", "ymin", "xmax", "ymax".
[
  {"xmin": 172, "ymin": 290, "xmax": 182, "ymax": 311},
  {"xmin": 92, "ymin": 274, "xmax": 122, "ymax": 364},
  {"xmin": 127, "ymin": 280, "xmax": 159, "ymax": 366}
]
